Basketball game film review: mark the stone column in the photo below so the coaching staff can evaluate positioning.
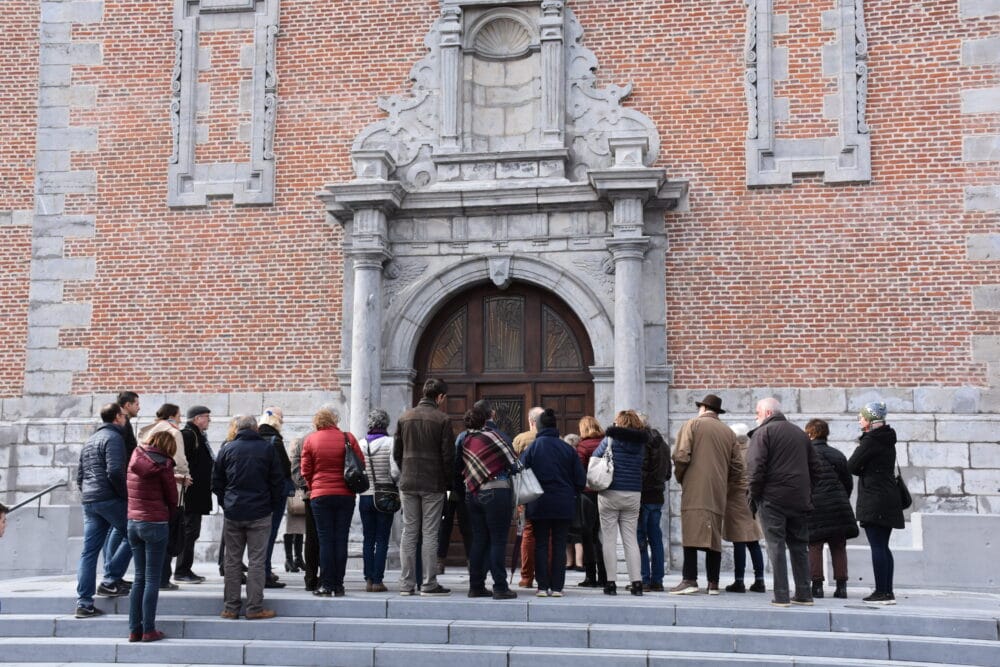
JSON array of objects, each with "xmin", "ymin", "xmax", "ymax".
[{"xmin": 607, "ymin": 232, "xmax": 649, "ymax": 413}]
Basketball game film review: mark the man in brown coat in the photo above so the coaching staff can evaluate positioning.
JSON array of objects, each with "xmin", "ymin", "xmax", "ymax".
[
  {"xmin": 393, "ymin": 378, "xmax": 455, "ymax": 596},
  {"xmin": 670, "ymin": 394, "xmax": 743, "ymax": 595}
]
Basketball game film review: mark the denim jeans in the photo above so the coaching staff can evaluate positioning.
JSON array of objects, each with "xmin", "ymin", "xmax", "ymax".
[
  {"xmin": 733, "ymin": 540, "xmax": 765, "ymax": 581},
  {"xmin": 126, "ymin": 520, "xmax": 168, "ymax": 634},
  {"xmin": 77, "ymin": 498, "xmax": 132, "ymax": 607},
  {"xmin": 532, "ymin": 518, "xmax": 570, "ymax": 592},
  {"xmin": 637, "ymin": 503, "xmax": 665, "ymax": 585},
  {"xmin": 265, "ymin": 501, "xmax": 286, "ymax": 577},
  {"xmin": 359, "ymin": 495, "xmax": 395, "ymax": 584},
  {"xmin": 760, "ymin": 501, "xmax": 811, "ymax": 602},
  {"xmin": 311, "ymin": 494, "xmax": 356, "ymax": 590},
  {"xmin": 465, "ymin": 486, "xmax": 513, "ymax": 592},
  {"xmin": 864, "ymin": 525, "xmax": 894, "ymax": 594}
]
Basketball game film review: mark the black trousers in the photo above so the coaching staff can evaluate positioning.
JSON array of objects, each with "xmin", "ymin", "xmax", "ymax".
[
  {"xmin": 437, "ymin": 494, "xmax": 472, "ymax": 561},
  {"xmin": 303, "ymin": 497, "xmax": 320, "ymax": 587},
  {"xmin": 174, "ymin": 511, "xmax": 203, "ymax": 576}
]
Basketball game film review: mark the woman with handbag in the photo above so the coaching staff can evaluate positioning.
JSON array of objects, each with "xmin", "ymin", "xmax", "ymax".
[
  {"xmin": 359, "ymin": 408, "xmax": 397, "ymax": 593},
  {"xmin": 301, "ymin": 406, "xmax": 365, "ymax": 597},
  {"xmin": 848, "ymin": 402, "xmax": 904, "ymax": 606},
  {"xmin": 575, "ymin": 416, "xmax": 607, "ymax": 588},
  {"xmin": 125, "ymin": 430, "xmax": 179, "ymax": 642},
  {"xmin": 590, "ymin": 410, "xmax": 648, "ymax": 596},
  {"xmin": 520, "ymin": 408, "xmax": 586, "ymax": 598},
  {"xmin": 283, "ymin": 434, "xmax": 307, "ymax": 575}
]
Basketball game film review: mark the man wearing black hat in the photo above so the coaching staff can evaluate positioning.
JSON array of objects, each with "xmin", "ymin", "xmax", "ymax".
[
  {"xmin": 669, "ymin": 394, "xmax": 743, "ymax": 595},
  {"xmin": 175, "ymin": 405, "xmax": 214, "ymax": 583}
]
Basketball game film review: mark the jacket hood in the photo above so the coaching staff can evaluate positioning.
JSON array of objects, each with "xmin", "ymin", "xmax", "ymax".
[
  {"xmin": 861, "ymin": 424, "xmax": 897, "ymax": 446},
  {"xmin": 131, "ymin": 445, "xmax": 172, "ymax": 479},
  {"xmin": 606, "ymin": 426, "xmax": 649, "ymax": 444}
]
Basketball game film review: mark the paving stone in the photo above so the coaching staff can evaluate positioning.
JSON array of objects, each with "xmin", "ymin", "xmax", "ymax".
[
  {"xmin": 888, "ymin": 635, "xmax": 1000, "ymax": 667},
  {"xmin": 648, "ymin": 653, "xmax": 791, "ymax": 666},
  {"xmin": 0, "ymin": 638, "xmax": 116, "ymax": 663},
  {"xmin": 734, "ymin": 628, "xmax": 888, "ymax": 660},
  {"xmin": 0, "ymin": 615, "xmax": 56, "ymax": 637},
  {"xmin": 676, "ymin": 605, "xmax": 829, "ymax": 632},
  {"xmin": 831, "ymin": 609, "xmax": 998, "ymax": 641},
  {"xmin": 388, "ymin": 598, "xmax": 527, "ymax": 622},
  {"xmin": 314, "ymin": 617, "xmax": 448, "ymax": 644},
  {"xmin": 590, "ymin": 624, "xmax": 736, "ymax": 652},
  {"xmin": 451, "ymin": 620, "xmax": 586, "ymax": 648},
  {"xmin": 375, "ymin": 643, "xmax": 508, "ymax": 667},
  {"xmin": 528, "ymin": 599, "xmax": 674, "ymax": 625},
  {"xmin": 115, "ymin": 638, "xmax": 246, "ymax": 664},
  {"xmin": 509, "ymin": 646, "xmax": 647, "ymax": 667},
  {"xmin": 183, "ymin": 617, "xmax": 314, "ymax": 641},
  {"xmin": 245, "ymin": 640, "xmax": 374, "ymax": 667}
]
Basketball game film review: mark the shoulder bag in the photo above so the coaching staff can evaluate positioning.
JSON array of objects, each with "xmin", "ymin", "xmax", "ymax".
[
  {"xmin": 343, "ymin": 434, "xmax": 370, "ymax": 494},
  {"xmin": 586, "ymin": 441, "xmax": 615, "ymax": 492},
  {"xmin": 511, "ymin": 465, "xmax": 544, "ymax": 506},
  {"xmin": 367, "ymin": 440, "xmax": 401, "ymax": 513},
  {"xmin": 895, "ymin": 464, "xmax": 912, "ymax": 510}
]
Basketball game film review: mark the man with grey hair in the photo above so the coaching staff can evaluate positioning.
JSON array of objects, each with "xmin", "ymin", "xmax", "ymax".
[
  {"xmin": 212, "ymin": 415, "xmax": 284, "ymax": 619},
  {"xmin": 512, "ymin": 405, "xmax": 544, "ymax": 588},
  {"xmin": 746, "ymin": 397, "xmax": 820, "ymax": 607}
]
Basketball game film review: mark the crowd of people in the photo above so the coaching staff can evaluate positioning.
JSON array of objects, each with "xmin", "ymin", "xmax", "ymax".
[{"xmin": 70, "ymin": 383, "xmax": 905, "ymax": 640}]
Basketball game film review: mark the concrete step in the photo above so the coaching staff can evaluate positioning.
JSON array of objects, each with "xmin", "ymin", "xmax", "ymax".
[{"xmin": 1, "ymin": 614, "xmax": 999, "ymax": 666}]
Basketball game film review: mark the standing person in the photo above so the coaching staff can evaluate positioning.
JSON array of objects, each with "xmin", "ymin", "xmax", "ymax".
[
  {"xmin": 593, "ymin": 410, "xmax": 648, "ymax": 596},
  {"xmin": 174, "ymin": 406, "xmax": 214, "ymax": 584},
  {"xmin": 460, "ymin": 404, "xmax": 519, "ymax": 600},
  {"xmin": 216, "ymin": 417, "xmax": 246, "ymax": 579},
  {"xmin": 359, "ymin": 408, "xmax": 396, "ymax": 593},
  {"xmin": 75, "ymin": 403, "xmax": 133, "ymax": 617},
  {"xmin": 848, "ymin": 402, "xmax": 904, "ymax": 606},
  {"xmin": 805, "ymin": 418, "xmax": 858, "ymax": 599},
  {"xmin": 282, "ymin": 433, "xmax": 307, "ymax": 575},
  {"xmin": 670, "ymin": 395, "xmax": 742, "ymax": 596},
  {"xmin": 212, "ymin": 415, "xmax": 283, "ymax": 620},
  {"xmin": 103, "ymin": 391, "xmax": 140, "ymax": 592},
  {"xmin": 746, "ymin": 397, "xmax": 821, "ymax": 607},
  {"xmin": 125, "ymin": 430, "xmax": 179, "ymax": 643},
  {"xmin": 394, "ymin": 378, "xmax": 455, "ymax": 596},
  {"xmin": 637, "ymin": 413, "xmax": 671, "ymax": 592},
  {"xmin": 138, "ymin": 404, "xmax": 192, "ymax": 591},
  {"xmin": 289, "ymin": 434, "xmax": 319, "ymax": 590},
  {"xmin": 575, "ymin": 416, "xmax": 607, "ymax": 588},
  {"xmin": 563, "ymin": 433, "xmax": 584, "ymax": 572},
  {"xmin": 258, "ymin": 407, "xmax": 290, "ymax": 589},
  {"xmin": 513, "ymin": 405, "xmax": 544, "ymax": 588},
  {"xmin": 301, "ymin": 406, "xmax": 364, "ymax": 597},
  {"xmin": 521, "ymin": 408, "xmax": 586, "ymax": 597},
  {"xmin": 723, "ymin": 423, "xmax": 766, "ymax": 594}
]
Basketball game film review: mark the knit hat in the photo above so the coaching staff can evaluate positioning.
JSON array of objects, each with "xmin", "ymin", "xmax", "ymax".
[
  {"xmin": 859, "ymin": 401, "xmax": 887, "ymax": 423},
  {"xmin": 186, "ymin": 405, "xmax": 211, "ymax": 419}
]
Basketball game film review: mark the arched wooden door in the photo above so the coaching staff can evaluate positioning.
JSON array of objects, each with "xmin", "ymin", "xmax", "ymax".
[{"xmin": 414, "ymin": 281, "xmax": 595, "ymax": 439}]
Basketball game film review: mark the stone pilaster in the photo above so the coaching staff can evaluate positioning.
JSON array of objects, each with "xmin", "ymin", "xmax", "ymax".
[
  {"xmin": 438, "ymin": 5, "xmax": 462, "ymax": 154},
  {"xmin": 606, "ymin": 236, "xmax": 649, "ymax": 412},
  {"xmin": 539, "ymin": 0, "xmax": 565, "ymax": 148}
]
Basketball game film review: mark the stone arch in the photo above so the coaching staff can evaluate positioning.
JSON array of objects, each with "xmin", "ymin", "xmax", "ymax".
[{"xmin": 383, "ymin": 255, "xmax": 613, "ymax": 374}]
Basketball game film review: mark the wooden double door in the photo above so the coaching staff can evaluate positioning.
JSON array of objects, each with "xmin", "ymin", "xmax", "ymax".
[{"xmin": 414, "ymin": 282, "xmax": 595, "ymax": 438}]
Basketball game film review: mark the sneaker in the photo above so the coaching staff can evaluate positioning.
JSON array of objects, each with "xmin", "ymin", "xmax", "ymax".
[
  {"xmin": 75, "ymin": 605, "xmax": 104, "ymax": 618},
  {"xmin": 749, "ymin": 580, "xmax": 767, "ymax": 593},
  {"xmin": 160, "ymin": 582, "xmax": 179, "ymax": 591},
  {"xmin": 791, "ymin": 596, "xmax": 814, "ymax": 606},
  {"xmin": 220, "ymin": 610, "xmax": 239, "ymax": 619},
  {"xmin": 492, "ymin": 588, "xmax": 518, "ymax": 600},
  {"xmin": 725, "ymin": 581, "xmax": 746, "ymax": 593},
  {"xmin": 174, "ymin": 573, "xmax": 205, "ymax": 584},
  {"xmin": 668, "ymin": 579, "xmax": 699, "ymax": 595},
  {"xmin": 770, "ymin": 599, "xmax": 791, "ymax": 607},
  {"xmin": 399, "ymin": 588, "xmax": 416, "ymax": 596},
  {"xmin": 536, "ymin": 589, "xmax": 549, "ymax": 597},
  {"xmin": 863, "ymin": 591, "xmax": 896, "ymax": 605},
  {"xmin": 468, "ymin": 588, "xmax": 493, "ymax": 598},
  {"xmin": 96, "ymin": 582, "xmax": 128, "ymax": 597},
  {"xmin": 420, "ymin": 584, "xmax": 451, "ymax": 596},
  {"xmin": 141, "ymin": 630, "xmax": 166, "ymax": 642},
  {"xmin": 245, "ymin": 608, "xmax": 277, "ymax": 620},
  {"xmin": 707, "ymin": 582, "xmax": 720, "ymax": 596},
  {"xmin": 550, "ymin": 591, "xmax": 563, "ymax": 598}
]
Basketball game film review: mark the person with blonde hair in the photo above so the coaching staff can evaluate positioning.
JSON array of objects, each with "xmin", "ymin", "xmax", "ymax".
[
  {"xmin": 591, "ymin": 409, "xmax": 648, "ymax": 596},
  {"xmin": 258, "ymin": 407, "xmax": 291, "ymax": 589}
]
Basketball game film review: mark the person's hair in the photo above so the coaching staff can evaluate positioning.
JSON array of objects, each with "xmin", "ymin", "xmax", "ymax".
[
  {"xmin": 527, "ymin": 406, "xmax": 544, "ymax": 428},
  {"xmin": 538, "ymin": 408, "xmax": 557, "ymax": 429},
  {"xmin": 0, "ymin": 502, "xmax": 9, "ymax": 515},
  {"xmin": 472, "ymin": 399, "xmax": 493, "ymax": 415},
  {"xmin": 422, "ymin": 378, "xmax": 448, "ymax": 400},
  {"xmin": 636, "ymin": 411, "xmax": 651, "ymax": 428},
  {"xmin": 805, "ymin": 418, "xmax": 830, "ymax": 441},
  {"xmin": 156, "ymin": 403, "xmax": 181, "ymax": 421},
  {"xmin": 259, "ymin": 407, "xmax": 283, "ymax": 430},
  {"xmin": 99, "ymin": 402, "xmax": 123, "ymax": 423},
  {"xmin": 225, "ymin": 417, "xmax": 241, "ymax": 442},
  {"xmin": 757, "ymin": 397, "xmax": 781, "ymax": 414},
  {"xmin": 234, "ymin": 414, "xmax": 258, "ymax": 432},
  {"xmin": 148, "ymin": 430, "xmax": 177, "ymax": 458},
  {"xmin": 614, "ymin": 409, "xmax": 643, "ymax": 430},
  {"xmin": 367, "ymin": 408, "xmax": 390, "ymax": 433},
  {"xmin": 578, "ymin": 416, "xmax": 604, "ymax": 439},
  {"xmin": 464, "ymin": 406, "xmax": 488, "ymax": 430},
  {"xmin": 313, "ymin": 407, "xmax": 340, "ymax": 430},
  {"xmin": 117, "ymin": 391, "xmax": 138, "ymax": 407},
  {"xmin": 564, "ymin": 433, "xmax": 580, "ymax": 447}
]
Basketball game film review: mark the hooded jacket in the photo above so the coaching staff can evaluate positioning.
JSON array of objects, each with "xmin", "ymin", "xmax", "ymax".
[
  {"xmin": 848, "ymin": 424, "xmax": 905, "ymax": 529},
  {"xmin": 592, "ymin": 426, "xmax": 648, "ymax": 493},
  {"xmin": 127, "ymin": 444, "xmax": 179, "ymax": 522},
  {"xmin": 77, "ymin": 422, "xmax": 128, "ymax": 504}
]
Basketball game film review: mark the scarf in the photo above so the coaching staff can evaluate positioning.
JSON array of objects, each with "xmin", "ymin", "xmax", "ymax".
[{"xmin": 462, "ymin": 429, "xmax": 517, "ymax": 493}]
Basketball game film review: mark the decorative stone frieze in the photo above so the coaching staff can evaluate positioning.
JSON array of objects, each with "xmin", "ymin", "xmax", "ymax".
[{"xmin": 168, "ymin": 0, "xmax": 279, "ymax": 207}]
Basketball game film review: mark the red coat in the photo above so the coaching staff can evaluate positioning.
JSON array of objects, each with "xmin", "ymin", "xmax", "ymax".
[
  {"xmin": 301, "ymin": 426, "xmax": 364, "ymax": 499},
  {"xmin": 127, "ymin": 445, "xmax": 178, "ymax": 522}
]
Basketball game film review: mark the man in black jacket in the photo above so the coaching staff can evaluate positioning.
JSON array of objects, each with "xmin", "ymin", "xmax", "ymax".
[
  {"xmin": 212, "ymin": 415, "xmax": 284, "ymax": 620},
  {"xmin": 746, "ymin": 398, "xmax": 821, "ymax": 607},
  {"xmin": 174, "ymin": 405, "xmax": 214, "ymax": 583},
  {"xmin": 638, "ymin": 413, "xmax": 672, "ymax": 592}
]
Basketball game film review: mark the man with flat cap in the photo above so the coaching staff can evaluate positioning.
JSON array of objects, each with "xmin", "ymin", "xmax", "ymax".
[
  {"xmin": 175, "ymin": 405, "xmax": 214, "ymax": 583},
  {"xmin": 670, "ymin": 394, "xmax": 743, "ymax": 595}
]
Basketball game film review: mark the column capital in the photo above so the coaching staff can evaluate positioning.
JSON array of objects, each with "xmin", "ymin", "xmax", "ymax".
[
  {"xmin": 606, "ymin": 236, "xmax": 650, "ymax": 262},
  {"xmin": 588, "ymin": 167, "xmax": 666, "ymax": 202},
  {"xmin": 345, "ymin": 246, "xmax": 392, "ymax": 270}
]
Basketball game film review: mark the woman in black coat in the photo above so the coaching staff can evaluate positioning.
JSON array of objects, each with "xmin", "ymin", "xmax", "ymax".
[
  {"xmin": 805, "ymin": 419, "xmax": 858, "ymax": 599},
  {"xmin": 848, "ymin": 402, "xmax": 904, "ymax": 605}
]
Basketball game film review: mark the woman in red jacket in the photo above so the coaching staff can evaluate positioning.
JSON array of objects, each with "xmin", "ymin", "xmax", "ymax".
[
  {"xmin": 300, "ymin": 407, "xmax": 364, "ymax": 597},
  {"xmin": 126, "ymin": 430, "xmax": 179, "ymax": 642}
]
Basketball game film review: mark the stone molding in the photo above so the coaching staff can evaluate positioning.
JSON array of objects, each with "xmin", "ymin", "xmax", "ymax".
[
  {"xmin": 168, "ymin": 0, "xmax": 279, "ymax": 207},
  {"xmin": 744, "ymin": 0, "xmax": 872, "ymax": 186}
]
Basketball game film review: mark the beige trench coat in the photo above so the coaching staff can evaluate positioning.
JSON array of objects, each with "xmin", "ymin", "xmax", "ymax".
[
  {"xmin": 672, "ymin": 413, "xmax": 744, "ymax": 549},
  {"xmin": 722, "ymin": 440, "xmax": 763, "ymax": 543},
  {"xmin": 138, "ymin": 419, "xmax": 191, "ymax": 506}
]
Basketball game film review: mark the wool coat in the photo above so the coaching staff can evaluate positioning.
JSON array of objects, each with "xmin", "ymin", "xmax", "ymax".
[
  {"xmin": 848, "ymin": 425, "xmax": 905, "ymax": 530},
  {"xmin": 722, "ymin": 439, "xmax": 762, "ymax": 543},
  {"xmin": 522, "ymin": 427, "xmax": 586, "ymax": 521},
  {"xmin": 393, "ymin": 398, "xmax": 454, "ymax": 494},
  {"xmin": 807, "ymin": 439, "xmax": 859, "ymax": 542},
  {"xmin": 746, "ymin": 413, "xmax": 819, "ymax": 513}
]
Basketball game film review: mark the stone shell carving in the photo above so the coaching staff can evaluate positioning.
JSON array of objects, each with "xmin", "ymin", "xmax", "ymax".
[{"xmin": 472, "ymin": 17, "xmax": 535, "ymax": 59}]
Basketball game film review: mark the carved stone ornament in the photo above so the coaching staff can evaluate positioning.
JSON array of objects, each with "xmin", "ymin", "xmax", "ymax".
[
  {"xmin": 488, "ymin": 256, "xmax": 513, "ymax": 288},
  {"xmin": 383, "ymin": 258, "xmax": 429, "ymax": 309}
]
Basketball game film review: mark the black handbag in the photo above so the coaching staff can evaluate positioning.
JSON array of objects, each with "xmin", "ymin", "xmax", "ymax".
[
  {"xmin": 166, "ymin": 489, "xmax": 186, "ymax": 557},
  {"xmin": 343, "ymin": 434, "xmax": 370, "ymax": 494},
  {"xmin": 366, "ymin": 441, "xmax": 401, "ymax": 514},
  {"xmin": 896, "ymin": 465, "xmax": 912, "ymax": 510}
]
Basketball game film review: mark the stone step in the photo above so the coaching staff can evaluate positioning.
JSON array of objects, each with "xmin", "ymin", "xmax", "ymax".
[
  {"xmin": 1, "ymin": 614, "xmax": 998, "ymax": 666},
  {"xmin": 0, "ymin": 638, "xmax": 990, "ymax": 667}
]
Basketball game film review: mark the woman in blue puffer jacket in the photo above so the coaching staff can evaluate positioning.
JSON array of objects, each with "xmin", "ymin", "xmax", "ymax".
[{"xmin": 591, "ymin": 410, "xmax": 648, "ymax": 596}]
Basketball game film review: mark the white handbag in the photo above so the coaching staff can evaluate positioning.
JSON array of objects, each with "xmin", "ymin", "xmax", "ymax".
[
  {"xmin": 586, "ymin": 443, "xmax": 615, "ymax": 491},
  {"xmin": 512, "ymin": 467, "xmax": 544, "ymax": 505}
]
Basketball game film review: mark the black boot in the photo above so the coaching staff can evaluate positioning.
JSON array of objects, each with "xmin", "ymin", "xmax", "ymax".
[
  {"xmin": 629, "ymin": 581, "xmax": 644, "ymax": 596},
  {"xmin": 812, "ymin": 579, "xmax": 824, "ymax": 598},
  {"xmin": 577, "ymin": 563, "xmax": 599, "ymax": 587},
  {"xmin": 294, "ymin": 535, "xmax": 306, "ymax": 571},
  {"xmin": 284, "ymin": 536, "xmax": 298, "ymax": 573},
  {"xmin": 833, "ymin": 579, "xmax": 848, "ymax": 599},
  {"xmin": 603, "ymin": 581, "xmax": 617, "ymax": 596}
]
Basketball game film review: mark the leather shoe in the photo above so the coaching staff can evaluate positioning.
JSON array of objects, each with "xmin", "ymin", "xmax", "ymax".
[
  {"xmin": 264, "ymin": 579, "xmax": 286, "ymax": 589},
  {"xmin": 220, "ymin": 610, "xmax": 239, "ymax": 619},
  {"xmin": 313, "ymin": 587, "xmax": 333, "ymax": 597},
  {"xmin": 245, "ymin": 608, "xmax": 277, "ymax": 620}
]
